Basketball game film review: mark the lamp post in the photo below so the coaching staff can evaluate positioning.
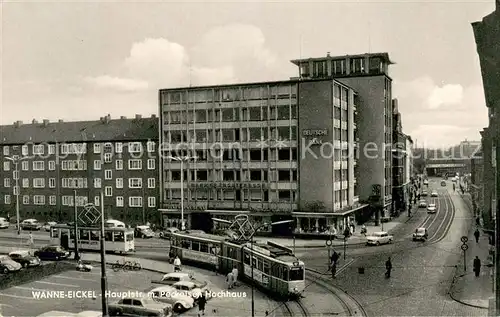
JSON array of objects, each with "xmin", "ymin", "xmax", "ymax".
[
  {"xmin": 166, "ymin": 156, "xmax": 196, "ymax": 230},
  {"xmin": 5, "ymin": 156, "xmax": 31, "ymax": 235},
  {"xmin": 212, "ymin": 217, "xmax": 293, "ymax": 317}
]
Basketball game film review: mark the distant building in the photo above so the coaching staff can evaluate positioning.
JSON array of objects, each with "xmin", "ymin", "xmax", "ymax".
[{"xmin": 0, "ymin": 115, "xmax": 160, "ymax": 225}]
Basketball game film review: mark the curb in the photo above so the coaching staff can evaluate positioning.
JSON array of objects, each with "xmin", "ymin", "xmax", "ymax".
[{"xmin": 448, "ymin": 291, "xmax": 489, "ymax": 310}]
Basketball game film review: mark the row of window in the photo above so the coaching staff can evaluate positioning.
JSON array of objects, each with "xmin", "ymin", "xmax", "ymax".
[
  {"xmin": 166, "ymin": 126, "xmax": 349, "ymax": 144},
  {"xmin": 165, "ymin": 169, "xmax": 302, "ymax": 182},
  {"xmin": 2, "ymin": 177, "xmax": 156, "ymax": 189},
  {"xmin": 2, "ymin": 159, "xmax": 155, "ymax": 172},
  {"xmin": 300, "ymin": 57, "xmax": 385, "ymax": 77},
  {"xmin": 164, "ymin": 85, "xmax": 296, "ymax": 104},
  {"xmin": 2, "ymin": 142, "xmax": 156, "ymax": 156},
  {"xmin": 2, "ymin": 194, "xmax": 156, "ymax": 208}
]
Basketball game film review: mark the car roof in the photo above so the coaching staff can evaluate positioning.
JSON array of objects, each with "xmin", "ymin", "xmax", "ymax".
[
  {"xmin": 150, "ymin": 285, "xmax": 176, "ymax": 292},
  {"xmin": 373, "ymin": 231, "xmax": 388, "ymax": 235},
  {"xmin": 174, "ymin": 280, "xmax": 195, "ymax": 287},
  {"xmin": 163, "ymin": 272, "xmax": 190, "ymax": 278},
  {"xmin": 23, "ymin": 218, "xmax": 38, "ymax": 222},
  {"xmin": 9, "ymin": 250, "xmax": 30, "ymax": 256},
  {"xmin": 417, "ymin": 227, "xmax": 426, "ymax": 231}
]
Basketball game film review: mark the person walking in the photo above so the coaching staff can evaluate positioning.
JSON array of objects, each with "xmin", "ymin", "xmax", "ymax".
[
  {"xmin": 474, "ymin": 229, "xmax": 480, "ymax": 243},
  {"xmin": 28, "ymin": 232, "xmax": 34, "ymax": 251},
  {"xmin": 226, "ymin": 271, "xmax": 235, "ymax": 289},
  {"xmin": 173, "ymin": 256, "xmax": 182, "ymax": 272},
  {"xmin": 330, "ymin": 250, "xmax": 339, "ymax": 266},
  {"xmin": 385, "ymin": 257, "xmax": 392, "ymax": 278},
  {"xmin": 197, "ymin": 292, "xmax": 207, "ymax": 317},
  {"xmin": 331, "ymin": 261, "xmax": 337, "ymax": 279},
  {"xmin": 473, "ymin": 256, "xmax": 481, "ymax": 277},
  {"xmin": 231, "ymin": 266, "xmax": 239, "ymax": 286}
]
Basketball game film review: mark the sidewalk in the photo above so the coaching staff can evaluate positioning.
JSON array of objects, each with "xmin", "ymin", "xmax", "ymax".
[
  {"xmin": 448, "ymin": 193, "xmax": 493, "ymax": 310},
  {"xmin": 0, "ymin": 245, "xmax": 279, "ymax": 317}
]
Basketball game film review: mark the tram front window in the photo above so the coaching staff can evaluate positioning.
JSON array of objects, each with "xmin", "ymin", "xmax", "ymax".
[
  {"xmin": 125, "ymin": 233, "xmax": 134, "ymax": 242},
  {"xmin": 289, "ymin": 267, "xmax": 304, "ymax": 281}
]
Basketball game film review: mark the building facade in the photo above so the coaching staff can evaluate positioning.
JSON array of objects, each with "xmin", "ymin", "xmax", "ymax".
[
  {"xmin": 291, "ymin": 52, "xmax": 394, "ymax": 221},
  {"xmin": 406, "ymin": 135, "xmax": 414, "ymax": 183},
  {"xmin": 0, "ymin": 115, "xmax": 160, "ymax": 225},
  {"xmin": 472, "ymin": 0, "xmax": 499, "ymax": 233},
  {"xmin": 391, "ymin": 99, "xmax": 408, "ymax": 215},
  {"xmin": 158, "ymin": 78, "xmax": 364, "ymax": 235}
]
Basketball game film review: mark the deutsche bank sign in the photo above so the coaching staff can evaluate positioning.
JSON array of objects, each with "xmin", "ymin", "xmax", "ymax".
[{"xmin": 302, "ymin": 129, "xmax": 328, "ymax": 136}]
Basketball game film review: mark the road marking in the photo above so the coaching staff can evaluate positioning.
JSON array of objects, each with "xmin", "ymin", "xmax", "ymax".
[
  {"xmin": 34, "ymin": 281, "xmax": 78, "ymax": 288},
  {"xmin": 0, "ymin": 293, "xmax": 36, "ymax": 300},
  {"xmin": 14, "ymin": 286, "xmax": 48, "ymax": 292},
  {"xmin": 51, "ymin": 274, "xmax": 97, "ymax": 282}
]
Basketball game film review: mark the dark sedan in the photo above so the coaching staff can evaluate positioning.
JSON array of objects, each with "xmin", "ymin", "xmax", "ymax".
[
  {"xmin": 34, "ymin": 246, "xmax": 71, "ymax": 261},
  {"xmin": 9, "ymin": 250, "xmax": 41, "ymax": 268}
]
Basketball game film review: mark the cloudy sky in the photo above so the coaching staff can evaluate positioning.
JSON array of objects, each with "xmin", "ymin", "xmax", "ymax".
[{"xmin": 1, "ymin": 0, "xmax": 495, "ymax": 148}]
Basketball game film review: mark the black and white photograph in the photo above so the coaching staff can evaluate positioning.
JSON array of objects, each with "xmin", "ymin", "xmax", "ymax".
[{"xmin": 0, "ymin": 0, "xmax": 499, "ymax": 316}]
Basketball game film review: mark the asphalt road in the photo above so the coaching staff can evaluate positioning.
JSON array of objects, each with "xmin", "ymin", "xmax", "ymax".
[
  {"xmin": 301, "ymin": 178, "xmax": 486, "ymax": 316},
  {"xmin": 0, "ymin": 264, "xmax": 162, "ymax": 316}
]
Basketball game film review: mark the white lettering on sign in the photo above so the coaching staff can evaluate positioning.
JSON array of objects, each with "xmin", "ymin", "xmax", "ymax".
[
  {"xmin": 243, "ymin": 264, "xmax": 269, "ymax": 285},
  {"xmin": 302, "ymin": 129, "xmax": 328, "ymax": 136},
  {"xmin": 183, "ymin": 250, "xmax": 218, "ymax": 265}
]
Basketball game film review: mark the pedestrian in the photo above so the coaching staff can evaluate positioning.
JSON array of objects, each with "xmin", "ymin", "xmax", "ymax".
[
  {"xmin": 331, "ymin": 250, "xmax": 339, "ymax": 266},
  {"xmin": 474, "ymin": 229, "xmax": 480, "ymax": 243},
  {"xmin": 231, "ymin": 266, "xmax": 238, "ymax": 286},
  {"xmin": 226, "ymin": 271, "xmax": 234, "ymax": 289},
  {"xmin": 173, "ymin": 256, "xmax": 182, "ymax": 272},
  {"xmin": 476, "ymin": 216, "xmax": 480, "ymax": 226},
  {"xmin": 331, "ymin": 261, "xmax": 337, "ymax": 279},
  {"xmin": 197, "ymin": 292, "xmax": 207, "ymax": 316},
  {"xmin": 385, "ymin": 257, "xmax": 392, "ymax": 278},
  {"xmin": 28, "ymin": 232, "xmax": 34, "ymax": 250},
  {"xmin": 473, "ymin": 256, "xmax": 481, "ymax": 277}
]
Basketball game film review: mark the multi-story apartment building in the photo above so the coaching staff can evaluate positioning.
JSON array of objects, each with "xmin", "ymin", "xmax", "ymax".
[
  {"xmin": 391, "ymin": 99, "xmax": 409, "ymax": 215},
  {"xmin": 406, "ymin": 135, "xmax": 414, "ymax": 184},
  {"xmin": 158, "ymin": 78, "xmax": 363, "ymax": 235},
  {"xmin": 291, "ymin": 52, "xmax": 394, "ymax": 222},
  {"xmin": 0, "ymin": 114, "xmax": 159, "ymax": 225}
]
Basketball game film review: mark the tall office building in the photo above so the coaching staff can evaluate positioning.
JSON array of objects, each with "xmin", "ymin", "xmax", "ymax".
[
  {"xmin": 290, "ymin": 52, "xmax": 395, "ymax": 221},
  {"xmin": 158, "ymin": 78, "xmax": 364, "ymax": 235}
]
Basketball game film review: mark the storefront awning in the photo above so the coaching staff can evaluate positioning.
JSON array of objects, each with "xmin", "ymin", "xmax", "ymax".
[{"xmin": 292, "ymin": 204, "xmax": 369, "ymax": 217}]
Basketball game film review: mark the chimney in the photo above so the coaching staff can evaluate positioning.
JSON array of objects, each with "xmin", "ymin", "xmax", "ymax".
[
  {"xmin": 151, "ymin": 114, "xmax": 157, "ymax": 119},
  {"xmin": 58, "ymin": 119, "xmax": 64, "ymax": 123},
  {"xmin": 43, "ymin": 119, "xmax": 49, "ymax": 126},
  {"xmin": 135, "ymin": 114, "xmax": 142, "ymax": 120},
  {"xmin": 32, "ymin": 119, "xmax": 38, "ymax": 124},
  {"xmin": 14, "ymin": 121, "xmax": 23, "ymax": 127},
  {"xmin": 120, "ymin": 116, "xmax": 127, "ymax": 119},
  {"xmin": 327, "ymin": 52, "xmax": 330, "ymax": 57}
]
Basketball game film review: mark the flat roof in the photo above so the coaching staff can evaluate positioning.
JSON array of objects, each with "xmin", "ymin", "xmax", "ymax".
[{"xmin": 290, "ymin": 52, "xmax": 395, "ymax": 65}]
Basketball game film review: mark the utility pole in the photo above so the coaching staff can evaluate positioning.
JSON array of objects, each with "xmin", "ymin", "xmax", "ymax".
[
  {"xmin": 495, "ymin": 129, "xmax": 499, "ymax": 316},
  {"xmin": 100, "ymin": 191, "xmax": 109, "ymax": 317}
]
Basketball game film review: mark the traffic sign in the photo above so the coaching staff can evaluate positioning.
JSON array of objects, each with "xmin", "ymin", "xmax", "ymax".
[
  {"xmin": 461, "ymin": 244, "xmax": 469, "ymax": 251},
  {"xmin": 461, "ymin": 236, "xmax": 468, "ymax": 243},
  {"xmin": 325, "ymin": 239, "xmax": 333, "ymax": 247}
]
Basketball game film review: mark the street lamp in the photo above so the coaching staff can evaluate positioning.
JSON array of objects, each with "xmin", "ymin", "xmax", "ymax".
[
  {"xmin": 5, "ymin": 156, "xmax": 31, "ymax": 235},
  {"xmin": 166, "ymin": 156, "xmax": 197, "ymax": 230},
  {"xmin": 212, "ymin": 217, "xmax": 294, "ymax": 317}
]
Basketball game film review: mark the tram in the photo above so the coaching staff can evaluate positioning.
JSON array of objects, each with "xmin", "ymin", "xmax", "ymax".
[
  {"xmin": 49, "ymin": 223, "xmax": 135, "ymax": 254},
  {"xmin": 169, "ymin": 231, "xmax": 305, "ymax": 298}
]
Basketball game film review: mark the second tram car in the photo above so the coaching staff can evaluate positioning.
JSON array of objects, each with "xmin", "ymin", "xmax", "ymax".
[{"xmin": 169, "ymin": 231, "xmax": 305, "ymax": 298}]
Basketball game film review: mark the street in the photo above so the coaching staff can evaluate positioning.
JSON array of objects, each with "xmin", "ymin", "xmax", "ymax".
[{"xmin": 304, "ymin": 178, "xmax": 486, "ymax": 316}]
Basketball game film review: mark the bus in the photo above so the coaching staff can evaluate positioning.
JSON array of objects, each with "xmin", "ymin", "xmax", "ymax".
[{"xmin": 49, "ymin": 223, "xmax": 135, "ymax": 254}]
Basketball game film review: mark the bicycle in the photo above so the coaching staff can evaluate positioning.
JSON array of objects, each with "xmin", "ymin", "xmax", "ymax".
[{"xmin": 112, "ymin": 259, "xmax": 142, "ymax": 272}]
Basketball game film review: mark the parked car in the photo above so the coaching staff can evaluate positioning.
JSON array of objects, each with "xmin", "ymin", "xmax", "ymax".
[
  {"xmin": 152, "ymin": 272, "xmax": 195, "ymax": 286},
  {"xmin": 171, "ymin": 281, "xmax": 210, "ymax": 301},
  {"xmin": 42, "ymin": 222, "xmax": 57, "ymax": 232},
  {"xmin": 0, "ymin": 217, "xmax": 9, "ymax": 229},
  {"xmin": 108, "ymin": 296, "xmax": 172, "ymax": 317},
  {"xmin": 159, "ymin": 228, "xmax": 179, "ymax": 240},
  {"xmin": 135, "ymin": 225, "xmax": 154, "ymax": 239},
  {"xmin": 427, "ymin": 203, "xmax": 437, "ymax": 214},
  {"xmin": 366, "ymin": 232, "xmax": 393, "ymax": 246},
  {"xmin": 431, "ymin": 191, "xmax": 438, "ymax": 197},
  {"xmin": 34, "ymin": 245, "xmax": 71, "ymax": 260},
  {"xmin": 21, "ymin": 219, "xmax": 42, "ymax": 231},
  {"xmin": 418, "ymin": 200, "xmax": 428, "ymax": 208},
  {"xmin": 149, "ymin": 285, "xmax": 195, "ymax": 312},
  {"xmin": 9, "ymin": 250, "xmax": 41, "ymax": 268},
  {"xmin": 0, "ymin": 255, "xmax": 22, "ymax": 274},
  {"xmin": 413, "ymin": 228, "xmax": 428, "ymax": 241}
]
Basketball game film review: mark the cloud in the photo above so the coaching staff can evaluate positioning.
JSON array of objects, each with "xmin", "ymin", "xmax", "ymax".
[
  {"xmin": 394, "ymin": 76, "xmax": 487, "ymax": 147},
  {"xmin": 427, "ymin": 84, "xmax": 463, "ymax": 109},
  {"xmin": 84, "ymin": 75, "xmax": 149, "ymax": 92}
]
